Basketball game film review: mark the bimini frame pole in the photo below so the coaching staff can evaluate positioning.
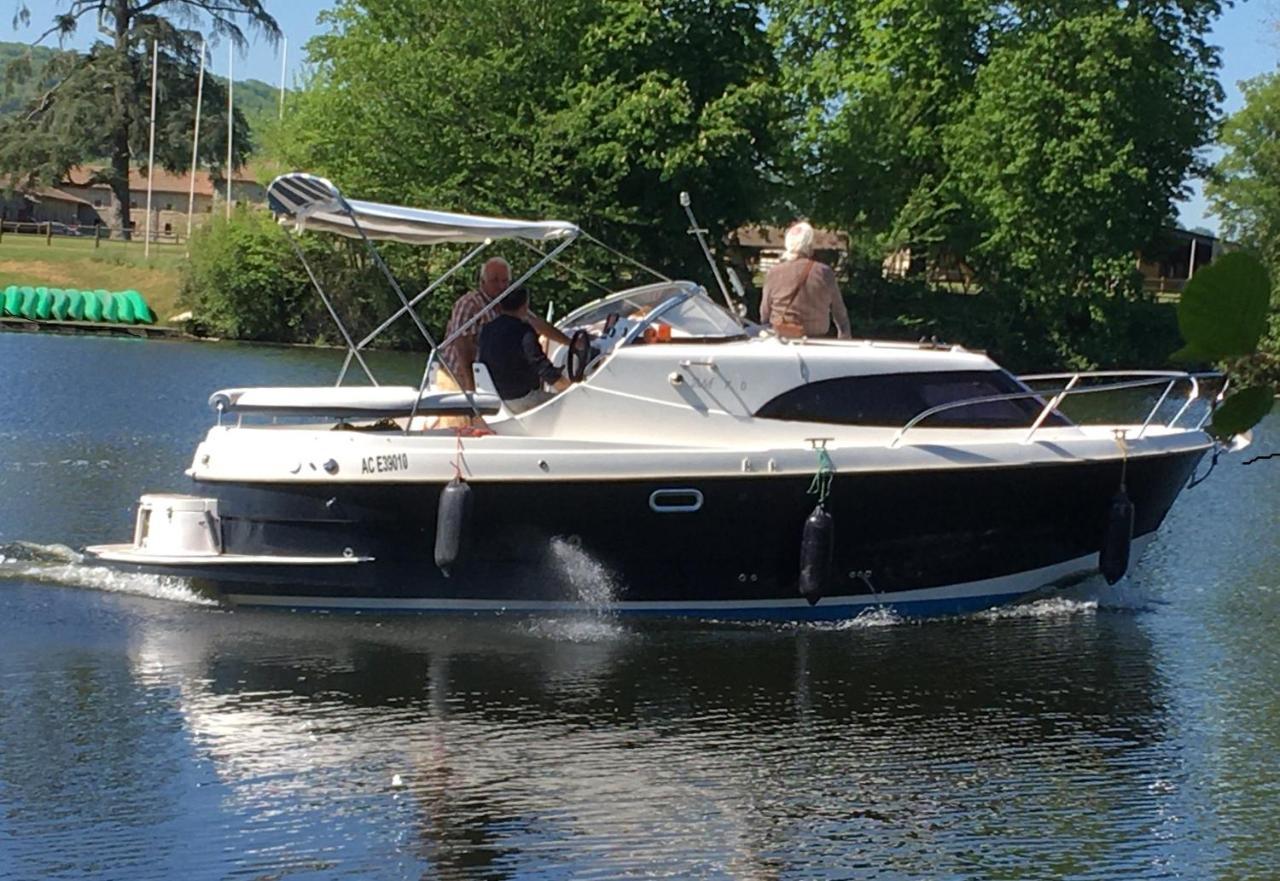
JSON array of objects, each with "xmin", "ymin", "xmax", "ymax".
[
  {"xmin": 430, "ymin": 232, "xmax": 582, "ymax": 362},
  {"xmin": 404, "ymin": 232, "xmax": 581, "ymax": 430},
  {"xmin": 335, "ymin": 238, "xmax": 491, "ymax": 385},
  {"xmin": 342, "ymin": 205, "xmax": 473, "ymax": 394},
  {"xmin": 285, "ymin": 235, "xmax": 379, "ymax": 385}
]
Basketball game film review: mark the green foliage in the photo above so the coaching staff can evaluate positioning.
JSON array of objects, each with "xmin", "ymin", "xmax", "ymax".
[
  {"xmin": 842, "ymin": 258, "xmax": 1181, "ymax": 373},
  {"xmin": 1174, "ymin": 252, "xmax": 1271, "ymax": 361},
  {"xmin": 0, "ymin": 41, "xmax": 56, "ymax": 115},
  {"xmin": 1210, "ymin": 384, "xmax": 1274, "ymax": 441},
  {"xmin": 1171, "ymin": 251, "xmax": 1276, "ymax": 439},
  {"xmin": 0, "ymin": 42, "xmax": 283, "ymax": 159},
  {"xmin": 182, "ymin": 207, "xmax": 445, "ymax": 347},
  {"xmin": 770, "ymin": 0, "xmax": 1224, "ymax": 369},
  {"xmin": 770, "ymin": 0, "xmax": 993, "ymax": 249},
  {"xmin": 1208, "ymin": 72, "xmax": 1280, "ymax": 273},
  {"xmin": 181, "ymin": 208, "xmax": 314, "ymax": 341},
  {"xmin": 278, "ymin": 0, "xmax": 783, "ymax": 314},
  {"xmin": 0, "ymin": 2, "xmax": 279, "ymax": 231},
  {"xmin": 1206, "ymin": 71, "xmax": 1280, "ymax": 389},
  {"xmin": 946, "ymin": 9, "xmax": 1216, "ymax": 281}
]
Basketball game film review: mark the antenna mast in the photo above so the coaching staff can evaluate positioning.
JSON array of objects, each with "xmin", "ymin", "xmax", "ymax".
[{"xmin": 679, "ymin": 191, "xmax": 741, "ymax": 321}]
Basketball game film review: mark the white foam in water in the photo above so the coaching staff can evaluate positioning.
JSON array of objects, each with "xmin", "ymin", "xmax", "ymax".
[
  {"xmin": 764, "ymin": 604, "xmax": 908, "ymax": 632},
  {"xmin": 974, "ymin": 596, "xmax": 1099, "ymax": 621},
  {"xmin": 795, "ymin": 605, "xmax": 905, "ymax": 630},
  {"xmin": 838, "ymin": 605, "xmax": 906, "ymax": 628},
  {"xmin": 524, "ymin": 616, "xmax": 624, "ymax": 643},
  {"xmin": 0, "ymin": 541, "xmax": 218, "ymax": 607}
]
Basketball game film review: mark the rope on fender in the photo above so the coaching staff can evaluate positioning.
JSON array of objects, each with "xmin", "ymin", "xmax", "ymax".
[
  {"xmin": 1113, "ymin": 429, "xmax": 1129, "ymax": 491},
  {"xmin": 806, "ymin": 439, "xmax": 835, "ymax": 506},
  {"xmin": 452, "ymin": 428, "xmax": 466, "ymax": 481}
]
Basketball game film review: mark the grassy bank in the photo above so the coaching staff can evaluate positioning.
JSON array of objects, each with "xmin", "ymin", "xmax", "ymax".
[{"xmin": 0, "ymin": 234, "xmax": 185, "ymax": 321}]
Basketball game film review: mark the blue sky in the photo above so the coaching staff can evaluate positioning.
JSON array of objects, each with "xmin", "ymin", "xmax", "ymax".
[
  {"xmin": 12, "ymin": 0, "xmax": 1278, "ymax": 232},
  {"xmin": 1179, "ymin": 0, "xmax": 1279, "ymax": 231},
  {"xmin": 11, "ymin": 1, "xmax": 333, "ymax": 84}
]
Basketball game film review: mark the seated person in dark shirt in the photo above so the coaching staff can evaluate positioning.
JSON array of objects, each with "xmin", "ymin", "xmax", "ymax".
[{"xmin": 477, "ymin": 286, "xmax": 570, "ymax": 414}]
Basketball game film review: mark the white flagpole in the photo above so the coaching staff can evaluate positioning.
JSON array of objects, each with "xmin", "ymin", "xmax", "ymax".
[
  {"xmin": 225, "ymin": 42, "xmax": 234, "ymax": 219},
  {"xmin": 144, "ymin": 39, "xmax": 158, "ymax": 258},
  {"xmin": 278, "ymin": 36, "xmax": 287, "ymax": 120},
  {"xmin": 186, "ymin": 38, "xmax": 206, "ymax": 244}
]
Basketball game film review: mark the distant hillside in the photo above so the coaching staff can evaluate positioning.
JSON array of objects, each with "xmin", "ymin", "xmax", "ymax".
[
  {"xmin": 0, "ymin": 41, "xmax": 283, "ymax": 150},
  {"xmin": 0, "ymin": 42, "xmax": 59, "ymax": 116}
]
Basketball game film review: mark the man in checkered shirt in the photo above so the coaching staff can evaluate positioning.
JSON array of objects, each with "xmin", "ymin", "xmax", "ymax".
[{"xmin": 439, "ymin": 257, "xmax": 570, "ymax": 391}]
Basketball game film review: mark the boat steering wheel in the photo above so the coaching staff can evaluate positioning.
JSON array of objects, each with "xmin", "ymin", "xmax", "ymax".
[{"xmin": 566, "ymin": 329, "xmax": 594, "ymax": 383}]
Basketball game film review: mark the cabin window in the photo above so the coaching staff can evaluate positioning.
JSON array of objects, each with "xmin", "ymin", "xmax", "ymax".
[{"xmin": 755, "ymin": 370, "xmax": 1067, "ymax": 428}]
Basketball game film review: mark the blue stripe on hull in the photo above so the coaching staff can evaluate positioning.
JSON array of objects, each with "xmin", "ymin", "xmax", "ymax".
[{"xmin": 222, "ymin": 591, "xmax": 1031, "ymax": 621}]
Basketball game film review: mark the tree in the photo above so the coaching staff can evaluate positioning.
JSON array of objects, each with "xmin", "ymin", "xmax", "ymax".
[
  {"xmin": 1206, "ymin": 70, "xmax": 1280, "ymax": 385},
  {"xmin": 946, "ymin": 6, "xmax": 1221, "ymax": 282},
  {"xmin": 279, "ymin": 0, "xmax": 783, "ymax": 314},
  {"xmin": 1208, "ymin": 71, "xmax": 1280, "ymax": 274},
  {"xmin": 1, "ymin": 1, "xmax": 279, "ymax": 235},
  {"xmin": 768, "ymin": 0, "xmax": 997, "ymax": 256},
  {"xmin": 769, "ymin": 0, "xmax": 1225, "ymax": 368}
]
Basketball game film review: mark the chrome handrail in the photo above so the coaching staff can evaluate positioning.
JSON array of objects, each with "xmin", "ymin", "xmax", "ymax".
[{"xmin": 888, "ymin": 371, "xmax": 1219, "ymax": 449}]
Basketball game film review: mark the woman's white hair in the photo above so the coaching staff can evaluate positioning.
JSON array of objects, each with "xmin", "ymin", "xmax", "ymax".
[{"xmin": 782, "ymin": 221, "xmax": 815, "ymax": 261}]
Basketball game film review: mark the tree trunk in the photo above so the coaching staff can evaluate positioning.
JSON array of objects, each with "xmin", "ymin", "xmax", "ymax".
[{"xmin": 111, "ymin": 0, "xmax": 132, "ymax": 239}]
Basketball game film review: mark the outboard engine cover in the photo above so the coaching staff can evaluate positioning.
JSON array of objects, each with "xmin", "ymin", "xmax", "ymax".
[
  {"xmin": 799, "ymin": 505, "xmax": 834, "ymax": 605},
  {"xmin": 434, "ymin": 478, "xmax": 472, "ymax": 576},
  {"xmin": 1099, "ymin": 488, "xmax": 1134, "ymax": 585}
]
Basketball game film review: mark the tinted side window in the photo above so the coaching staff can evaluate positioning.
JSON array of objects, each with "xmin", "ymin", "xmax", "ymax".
[{"xmin": 755, "ymin": 370, "xmax": 1066, "ymax": 428}]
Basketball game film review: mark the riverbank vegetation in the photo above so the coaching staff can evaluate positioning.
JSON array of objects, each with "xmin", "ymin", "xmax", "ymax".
[
  {"xmin": 0, "ymin": 235, "xmax": 184, "ymax": 319},
  {"xmin": 5, "ymin": 0, "xmax": 1277, "ymax": 377}
]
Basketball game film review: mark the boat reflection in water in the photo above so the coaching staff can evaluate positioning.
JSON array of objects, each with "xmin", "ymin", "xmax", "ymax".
[{"xmin": 120, "ymin": 603, "xmax": 1184, "ymax": 878}]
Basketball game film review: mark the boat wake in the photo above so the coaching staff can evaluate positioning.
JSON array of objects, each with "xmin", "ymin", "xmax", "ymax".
[
  {"xmin": 974, "ymin": 596, "xmax": 1100, "ymax": 621},
  {"xmin": 830, "ymin": 606, "xmax": 907, "ymax": 629},
  {"xmin": 0, "ymin": 540, "xmax": 218, "ymax": 607},
  {"xmin": 974, "ymin": 579, "xmax": 1159, "ymax": 620},
  {"xmin": 761, "ymin": 605, "xmax": 909, "ymax": 632}
]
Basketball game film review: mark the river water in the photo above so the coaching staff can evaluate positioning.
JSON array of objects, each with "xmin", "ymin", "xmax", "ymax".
[{"xmin": 0, "ymin": 332, "xmax": 1276, "ymax": 880}]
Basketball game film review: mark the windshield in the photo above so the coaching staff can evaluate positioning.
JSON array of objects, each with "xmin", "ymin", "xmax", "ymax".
[{"xmin": 560, "ymin": 281, "xmax": 744, "ymax": 342}]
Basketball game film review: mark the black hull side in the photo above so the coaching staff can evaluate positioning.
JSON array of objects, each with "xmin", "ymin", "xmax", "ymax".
[{"xmin": 121, "ymin": 447, "xmax": 1210, "ymax": 614}]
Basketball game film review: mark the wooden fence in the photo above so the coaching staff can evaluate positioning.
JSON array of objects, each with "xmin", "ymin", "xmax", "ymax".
[{"xmin": 0, "ymin": 221, "xmax": 187, "ymax": 247}]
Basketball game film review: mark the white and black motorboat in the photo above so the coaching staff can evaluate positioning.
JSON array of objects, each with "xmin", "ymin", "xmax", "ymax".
[{"xmin": 87, "ymin": 174, "xmax": 1230, "ymax": 619}]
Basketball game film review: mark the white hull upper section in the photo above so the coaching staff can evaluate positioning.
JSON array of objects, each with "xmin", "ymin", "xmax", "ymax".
[{"xmin": 189, "ymin": 333, "xmax": 1213, "ymax": 485}]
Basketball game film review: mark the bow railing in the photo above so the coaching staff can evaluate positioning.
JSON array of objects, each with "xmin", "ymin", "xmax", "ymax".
[{"xmin": 887, "ymin": 371, "xmax": 1225, "ymax": 449}]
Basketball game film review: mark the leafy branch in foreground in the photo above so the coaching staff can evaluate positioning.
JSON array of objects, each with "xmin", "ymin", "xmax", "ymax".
[{"xmin": 1173, "ymin": 251, "xmax": 1275, "ymax": 439}]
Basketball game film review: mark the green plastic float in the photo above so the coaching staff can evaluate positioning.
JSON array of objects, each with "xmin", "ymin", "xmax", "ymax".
[
  {"xmin": 65, "ymin": 290, "xmax": 84, "ymax": 320},
  {"xmin": 1, "ymin": 283, "xmax": 158, "ymax": 324},
  {"xmin": 100, "ymin": 290, "xmax": 118, "ymax": 323},
  {"xmin": 124, "ymin": 290, "xmax": 155, "ymax": 324},
  {"xmin": 18, "ymin": 286, "xmax": 37, "ymax": 319},
  {"xmin": 82, "ymin": 289, "xmax": 103, "ymax": 321},
  {"xmin": 115, "ymin": 293, "xmax": 135, "ymax": 324}
]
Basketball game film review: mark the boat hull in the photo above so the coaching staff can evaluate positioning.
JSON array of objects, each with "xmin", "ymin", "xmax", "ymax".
[{"xmin": 87, "ymin": 447, "xmax": 1205, "ymax": 619}]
